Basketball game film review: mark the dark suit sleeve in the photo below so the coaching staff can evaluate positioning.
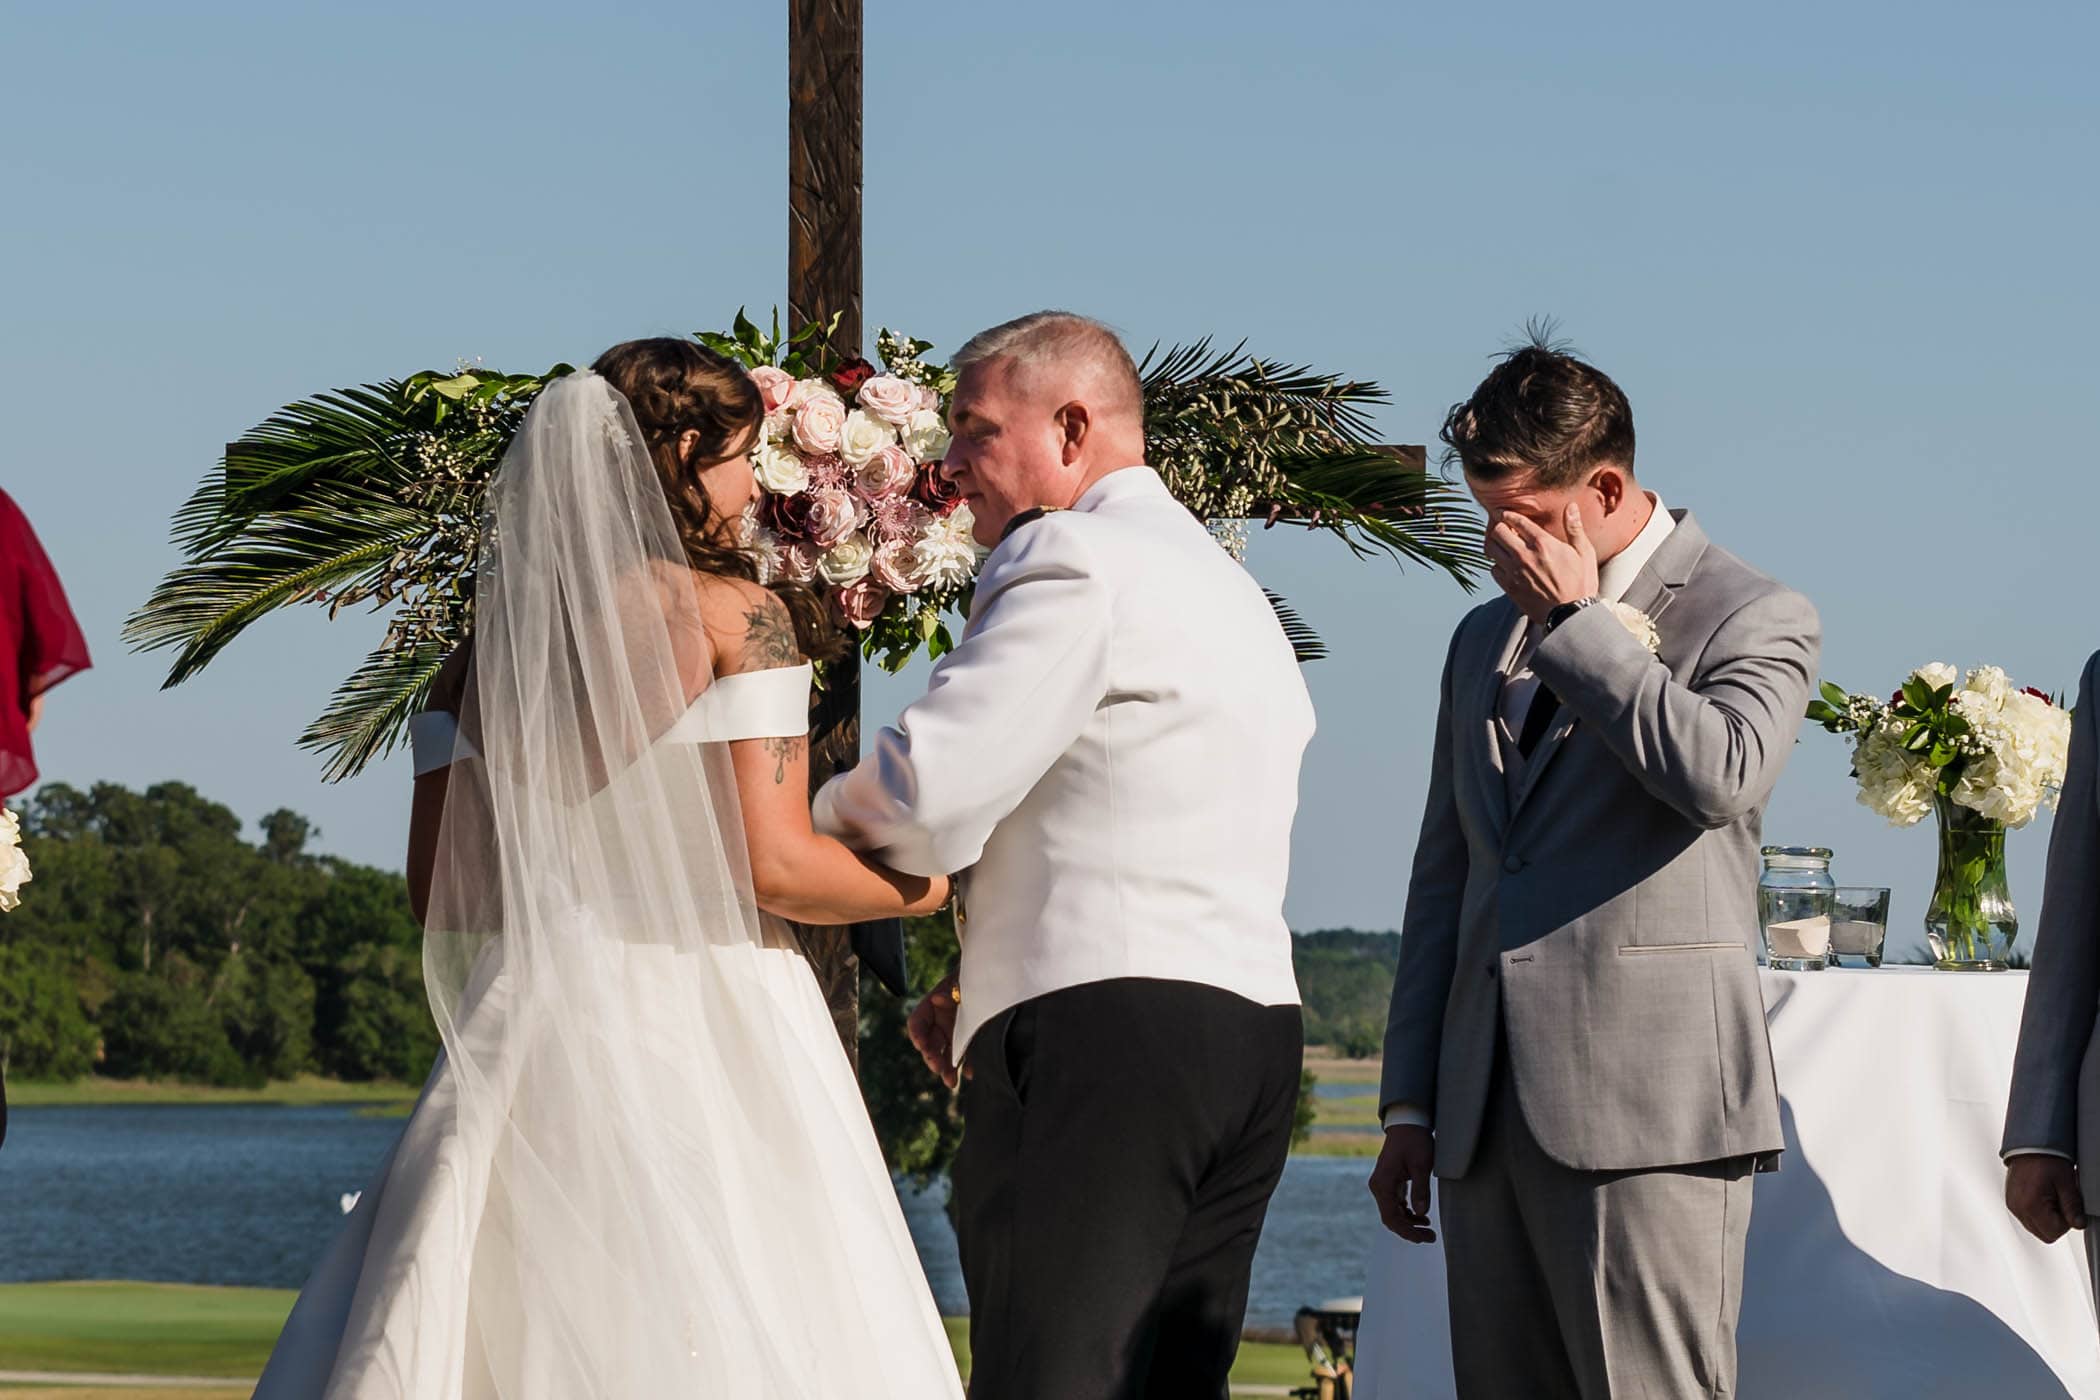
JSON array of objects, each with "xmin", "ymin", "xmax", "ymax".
[
  {"xmin": 1379, "ymin": 622, "xmax": 1471, "ymax": 1119},
  {"xmin": 2003, "ymin": 652, "xmax": 2100, "ymax": 1158},
  {"xmin": 1532, "ymin": 586, "xmax": 1821, "ymax": 831}
]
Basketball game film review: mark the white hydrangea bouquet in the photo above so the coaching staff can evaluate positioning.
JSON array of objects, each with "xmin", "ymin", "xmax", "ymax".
[
  {"xmin": 1808, "ymin": 663, "xmax": 2072, "ymax": 968},
  {"xmin": 0, "ymin": 806, "xmax": 30, "ymax": 913},
  {"xmin": 699, "ymin": 315, "xmax": 986, "ymax": 671}
]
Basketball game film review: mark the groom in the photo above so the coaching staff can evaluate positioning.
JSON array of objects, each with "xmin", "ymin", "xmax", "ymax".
[
  {"xmin": 815, "ymin": 311, "xmax": 1313, "ymax": 1400},
  {"xmin": 1367, "ymin": 336, "xmax": 1820, "ymax": 1396}
]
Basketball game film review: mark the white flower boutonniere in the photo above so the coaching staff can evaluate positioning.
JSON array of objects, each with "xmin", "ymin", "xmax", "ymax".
[
  {"xmin": 1609, "ymin": 601, "xmax": 1662, "ymax": 654},
  {"xmin": 0, "ymin": 807, "xmax": 31, "ymax": 912}
]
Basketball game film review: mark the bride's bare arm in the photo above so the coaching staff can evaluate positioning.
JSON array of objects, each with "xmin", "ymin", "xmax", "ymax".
[{"xmin": 705, "ymin": 582, "xmax": 949, "ymax": 924}]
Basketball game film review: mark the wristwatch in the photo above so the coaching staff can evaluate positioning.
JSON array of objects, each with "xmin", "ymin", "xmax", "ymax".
[{"xmin": 1543, "ymin": 596, "xmax": 1599, "ymax": 636}]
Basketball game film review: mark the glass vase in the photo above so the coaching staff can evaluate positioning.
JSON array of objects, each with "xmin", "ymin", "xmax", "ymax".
[{"xmin": 1924, "ymin": 795, "xmax": 2019, "ymax": 970}]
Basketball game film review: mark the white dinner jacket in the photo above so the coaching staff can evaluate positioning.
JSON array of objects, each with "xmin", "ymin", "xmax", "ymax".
[{"xmin": 814, "ymin": 465, "xmax": 1313, "ymax": 1059}]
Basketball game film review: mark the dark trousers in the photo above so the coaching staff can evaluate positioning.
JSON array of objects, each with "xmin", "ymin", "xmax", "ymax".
[{"xmin": 952, "ymin": 977, "xmax": 1303, "ymax": 1400}]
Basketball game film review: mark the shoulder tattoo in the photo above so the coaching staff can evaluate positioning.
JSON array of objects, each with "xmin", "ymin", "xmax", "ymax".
[{"xmin": 742, "ymin": 596, "xmax": 804, "ymax": 671}]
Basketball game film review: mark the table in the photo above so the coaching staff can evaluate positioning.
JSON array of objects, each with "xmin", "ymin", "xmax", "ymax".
[{"xmin": 1354, "ymin": 969, "xmax": 2100, "ymax": 1398}]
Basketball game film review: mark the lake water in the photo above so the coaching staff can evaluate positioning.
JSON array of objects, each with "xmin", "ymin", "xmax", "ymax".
[{"xmin": 0, "ymin": 1104, "xmax": 1378, "ymax": 1327}]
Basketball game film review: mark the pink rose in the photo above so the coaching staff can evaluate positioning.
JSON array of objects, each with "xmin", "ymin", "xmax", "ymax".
[
  {"xmin": 856, "ymin": 374, "xmax": 918, "ymax": 427},
  {"xmin": 913, "ymin": 383, "xmax": 941, "ymax": 414},
  {"xmin": 791, "ymin": 396, "xmax": 846, "ymax": 456},
  {"xmin": 835, "ymin": 577, "xmax": 889, "ymax": 631},
  {"xmin": 871, "ymin": 538, "xmax": 921, "ymax": 593},
  {"xmin": 776, "ymin": 541, "xmax": 821, "ymax": 583},
  {"xmin": 806, "ymin": 487, "xmax": 862, "ymax": 549},
  {"xmin": 855, "ymin": 444, "xmax": 916, "ymax": 500},
  {"xmin": 749, "ymin": 365, "xmax": 795, "ymax": 413}
]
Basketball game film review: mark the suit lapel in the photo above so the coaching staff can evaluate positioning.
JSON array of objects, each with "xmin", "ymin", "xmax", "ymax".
[{"xmin": 1507, "ymin": 513, "xmax": 1710, "ymax": 822}]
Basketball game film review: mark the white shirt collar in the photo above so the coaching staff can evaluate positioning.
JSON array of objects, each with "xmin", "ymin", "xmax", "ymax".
[
  {"xmin": 1596, "ymin": 492, "xmax": 1674, "ymax": 604},
  {"xmin": 1072, "ymin": 465, "xmax": 1165, "ymax": 512}
]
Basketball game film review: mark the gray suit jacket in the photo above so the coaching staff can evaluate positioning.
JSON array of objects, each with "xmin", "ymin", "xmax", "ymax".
[
  {"xmin": 1380, "ymin": 512, "xmax": 1820, "ymax": 1177},
  {"xmin": 2002, "ymin": 651, "xmax": 2100, "ymax": 1208}
]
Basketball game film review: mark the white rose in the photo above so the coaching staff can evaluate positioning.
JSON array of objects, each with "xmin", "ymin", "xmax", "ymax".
[
  {"xmin": 817, "ymin": 533, "xmax": 875, "ymax": 586},
  {"xmin": 1913, "ymin": 662, "xmax": 1958, "ymax": 692},
  {"xmin": 838, "ymin": 408, "xmax": 899, "ymax": 466},
  {"xmin": 791, "ymin": 396, "xmax": 846, "ymax": 457},
  {"xmin": 1962, "ymin": 665, "xmax": 2011, "ymax": 708},
  {"xmin": 901, "ymin": 408, "xmax": 952, "ymax": 461},
  {"xmin": 855, "ymin": 375, "xmax": 919, "ymax": 427},
  {"xmin": 1607, "ymin": 602, "xmax": 1661, "ymax": 654},
  {"xmin": 786, "ymin": 379, "xmax": 843, "ymax": 413},
  {"xmin": 760, "ymin": 410, "xmax": 793, "ymax": 443},
  {"xmin": 752, "ymin": 440, "xmax": 810, "ymax": 496}
]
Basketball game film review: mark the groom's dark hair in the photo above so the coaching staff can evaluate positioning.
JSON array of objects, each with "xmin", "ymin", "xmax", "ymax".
[{"xmin": 1439, "ymin": 325, "xmax": 1635, "ymax": 488}]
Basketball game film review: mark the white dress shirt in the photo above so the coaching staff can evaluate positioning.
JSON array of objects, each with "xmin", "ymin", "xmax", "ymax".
[
  {"xmin": 814, "ymin": 466, "xmax": 1314, "ymax": 1061},
  {"xmin": 1385, "ymin": 494, "xmax": 1675, "ymax": 1133}
]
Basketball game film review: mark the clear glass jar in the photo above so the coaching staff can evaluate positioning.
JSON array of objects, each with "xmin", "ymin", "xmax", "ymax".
[{"xmin": 1759, "ymin": 846, "xmax": 1835, "ymax": 972}]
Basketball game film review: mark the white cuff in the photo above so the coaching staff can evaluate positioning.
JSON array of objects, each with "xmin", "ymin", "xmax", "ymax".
[
  {"xmin": 1382, "ymin": 1104, "xmax": 1432, "ymax": 1132},
  {"xmin": 2004, "ymin": 1147, "xmax": 2075, "ymax": 1163}
]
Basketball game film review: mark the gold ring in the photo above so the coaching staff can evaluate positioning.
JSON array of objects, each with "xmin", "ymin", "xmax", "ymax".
[{"xmin": 949, "ymin": 985, "xmax": 962, "ymax": 1006}]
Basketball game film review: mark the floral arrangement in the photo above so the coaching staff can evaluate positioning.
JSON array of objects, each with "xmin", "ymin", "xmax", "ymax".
[
  {"xmin": 698, "ymin": 315, "xmax": 985, "ymax": 670},
  {"xmin": 128, "ymin": 314, "xmax": 1483, "ymax": 780},
  {"xmin": 1609, "ymin": 601, "xmax": 1661, "ymax": 654},
  {"xmin": 0, "ymin": 807, "xmax": 30, "ymax": 912},
  {"xmin": 1808, "ymin": 663, "xmax": 2071, "ymax": 829}
]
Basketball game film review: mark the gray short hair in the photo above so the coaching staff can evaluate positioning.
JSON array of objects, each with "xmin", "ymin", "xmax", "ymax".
[{"xmin": 953, "ymin": 311, "xmax": 1142, "ymax": 409}]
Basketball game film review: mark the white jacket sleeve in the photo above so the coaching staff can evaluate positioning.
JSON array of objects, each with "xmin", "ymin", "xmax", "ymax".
[{"xmin": 812, "ymin": 516, "xmax": 1112, "ymax": 876}]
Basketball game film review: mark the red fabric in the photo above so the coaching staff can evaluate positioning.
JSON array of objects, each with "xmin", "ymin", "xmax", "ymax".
[{"xmin": 0, "ymin": 489, "xmax": 91, "ymax": 797}]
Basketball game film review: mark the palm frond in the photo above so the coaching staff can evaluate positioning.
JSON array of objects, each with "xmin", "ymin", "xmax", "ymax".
[
  {"xmin": 1267, "ymin": 449, "xmax": 1487, "ymax": 588},
  {"xmin": 1264, "ymin": 590, "xmax": 1327, "ymax": 663},
  {"xmin": 299, "ymin": 641, "xmax": 450, "ymax": 784},
  {"xmin": 127, "ymin": 484, "xmax": 426, "ymax": 686}
]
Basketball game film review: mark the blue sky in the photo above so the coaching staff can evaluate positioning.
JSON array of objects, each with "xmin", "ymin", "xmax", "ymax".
[{"xmin": 4, "ymin": 1, "xmax": 2094, "ymax": 950}]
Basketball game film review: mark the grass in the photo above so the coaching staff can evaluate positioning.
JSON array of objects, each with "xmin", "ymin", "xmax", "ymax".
[
  {"xmin": 0, "ymin": 1282, "xmax": 292, "ymax": 1377},
  {"xmin": 5, "ymin": 1075, "xmax": 419, "ymax": 1110},
  {"xmin": 1294, "ymin": 1051, "xmax": 1383, "ymax": 1158},
  {"xmin": 0, "ymin": 1285, "xmax": 1312, "ymax": 1395}
]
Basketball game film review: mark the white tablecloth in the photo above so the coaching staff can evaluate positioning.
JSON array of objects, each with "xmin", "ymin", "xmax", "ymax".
[{"xmin": 1354, "ymin": 969, "xmax": 2100, "ymax": 1398}]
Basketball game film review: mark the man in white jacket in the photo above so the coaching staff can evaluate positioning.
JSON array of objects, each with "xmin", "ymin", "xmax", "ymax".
[{"xmin": 816, "ymin": 311, "xmax": 1314, "ymax": 1400}]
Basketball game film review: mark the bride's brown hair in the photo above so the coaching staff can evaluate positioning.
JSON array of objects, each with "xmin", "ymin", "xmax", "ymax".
[{"xmin": 591, "ymin": 338, "xmax": 841, "ymax": 661}]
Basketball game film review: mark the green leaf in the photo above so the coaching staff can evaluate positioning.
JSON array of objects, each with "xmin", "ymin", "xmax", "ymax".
[
  {"xmin": 1263, "ymin": 590, "xmax": 1327, "ymax": 663},
  {"xmin": 732, "ymin": 306, "xmax": 761, "ymax": 347},
  {"xmin": 1902, "ymin": 677, "xmax": 1936, "ymax": 712},
  {"xmin": 1805, "ymin": 700, "xmax": 1841, "ymax": 725},
  {"xmin": 298, "ymin": 642, "xmax": 449, "ymax": 783},
  {"xmin": 1819, "ymin": 681, "xmax": 1849, "ymax": 709}
]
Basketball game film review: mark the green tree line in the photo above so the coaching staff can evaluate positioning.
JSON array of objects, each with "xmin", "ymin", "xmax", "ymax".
[
  {"xmin": 0, "ymin": 782, "xmax": 435, "ymax": 1086},
  {"xmin": 0, "ymin": 782, "xmax": 1385, "ymax": 1181}
]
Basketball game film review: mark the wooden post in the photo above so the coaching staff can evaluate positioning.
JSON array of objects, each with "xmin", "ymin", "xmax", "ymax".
[{"xmin": 788, "ymin": 0, "xmax": 866, "ymax": 1068}]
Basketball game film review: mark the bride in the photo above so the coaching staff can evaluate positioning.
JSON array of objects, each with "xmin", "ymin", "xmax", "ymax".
[{"xmin": 254, "ymin": 341, "xmax": 966, "ymax": 1398}]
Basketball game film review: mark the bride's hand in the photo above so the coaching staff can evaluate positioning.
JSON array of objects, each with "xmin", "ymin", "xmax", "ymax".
[{"xmin": 906, "ymin": 973, "xmax": 964, "ymax": 1089}]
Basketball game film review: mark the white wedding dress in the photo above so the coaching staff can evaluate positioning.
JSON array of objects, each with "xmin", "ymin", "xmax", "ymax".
[{"xmin": 253, "ymin": 374, "xmax": 963, "ymax": 1399}]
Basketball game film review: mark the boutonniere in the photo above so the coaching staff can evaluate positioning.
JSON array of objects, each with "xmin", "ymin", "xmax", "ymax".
[{"xmin": 1608, "ymin": 601, "xmax": 1662, "ymax": 654}]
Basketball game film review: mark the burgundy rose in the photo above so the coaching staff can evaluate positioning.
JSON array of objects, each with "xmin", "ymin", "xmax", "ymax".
[
  {"xmin": 913, "ymin": 460, "xmax": 962, "ymax": 516},
  {"xmin": 2022, "ymin": 686, "xmax": 2054, "ymax": 706},
  {"xmin": 763, "ymin": 489, "xmax": 818, "ymax": 542},
  {"xmin": 829, "ymin": 357, "xmax": 877, "ymax": 394}
]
